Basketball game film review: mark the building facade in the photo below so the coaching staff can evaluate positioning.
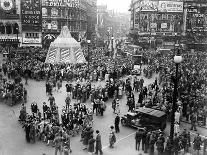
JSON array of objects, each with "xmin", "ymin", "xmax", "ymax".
[
  {"xmin": 129, "ymin": 0, "xmax": 207, "ymax": 50},
  {"xmin": 0, "ymin": 0, "xmax": 97, "ymax": 48},
  {"xmin": 41, "ymin": 0, "xmax": 97, "ymax": 48},
  {"xmin": 184, "ymin": 0, "xmax": 207, "ymax": 50},
  {"xmin": 129, "ymin": 0, "xmax": 184, "ymax": 49},
  {"xmin": 0, "ymin": 0, "xmax": 21, "ymax": 48}
]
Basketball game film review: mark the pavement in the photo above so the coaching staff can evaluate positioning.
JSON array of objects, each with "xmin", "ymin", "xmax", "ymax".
[{"xmin": 0, "ymin": 72, "xmax": 207, "ymax": 155}]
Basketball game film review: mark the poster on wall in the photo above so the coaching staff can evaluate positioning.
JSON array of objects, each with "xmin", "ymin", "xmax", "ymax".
[
  {"xmin": 140, "ymin": 0, "xmax": 158, "ymax": 12},
  {"xmin": 21, "ymin": 0, "xmax": 42, "ymax": 31},
  {"xmin": 161, "ymin": 23, "xmax": 167, "ymax": 29},
  {"xmin": 42, "ymin": 0, "xmax": 80, "ymax": 8},
  {"xmin": 51, "ymin": 8, "xmax": 58, "ymax": 16},
  {"xmin": 42, "ymin": 8, "xmax": 47, "ymax": 16},
  {"xmin": 51, "ymin": 21, "xmax": 58, "ymax": 30},
  {"xmin": 158, "ymin": 1, "xmax": 183, "ymax": 12}
]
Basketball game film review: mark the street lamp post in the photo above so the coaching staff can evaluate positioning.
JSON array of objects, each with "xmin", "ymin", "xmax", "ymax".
[
  {"xmin": 111, "ymin": 36, "xmax": 114, "ymax": 57},
  {"xmin": 170, "ymin": 55, "xmax": 183, "ymax": 154},
  {"xmin": 87, "ymin": 40, "xmax": 91, "ymax": 69},
  {"xmin": 16, "ymin": 27, "xmax": 19, "ymax": 47}
]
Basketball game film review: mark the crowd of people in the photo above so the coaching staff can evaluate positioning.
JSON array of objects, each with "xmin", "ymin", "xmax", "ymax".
[
  {"xmin": 1, "ymin": 44, "xmax": 207, "ymax": 155},
  {"xmin": 0, "ymin": 74, "xmax": 27, "ymax": 105}
]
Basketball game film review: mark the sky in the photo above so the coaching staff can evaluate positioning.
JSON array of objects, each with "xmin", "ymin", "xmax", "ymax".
[{"xmin": 97, "ymin": 0, "xmax": 131, "ymax": 13}]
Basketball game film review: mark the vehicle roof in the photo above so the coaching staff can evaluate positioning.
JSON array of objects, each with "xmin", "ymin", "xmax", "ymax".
[
  {"xmin": 134, "ymin": 107, "xmax": 166, "ymax": 118},
  {"xmin": 127, "ymin": 112, "xmax": 137, "ymax": 116}
]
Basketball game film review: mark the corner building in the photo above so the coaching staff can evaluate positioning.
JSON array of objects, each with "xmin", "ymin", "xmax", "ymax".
[{"xmin": 129, "ymin": 0, "xmax": 184, "ymax": 49}]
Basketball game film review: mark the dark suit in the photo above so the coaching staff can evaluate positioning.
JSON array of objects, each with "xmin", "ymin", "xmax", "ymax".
[{"xmin": 95, "ymin": 134, "xmax": 103, "ymax": 154}]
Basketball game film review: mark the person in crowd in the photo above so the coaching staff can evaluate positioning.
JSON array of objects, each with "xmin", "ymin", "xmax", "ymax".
[
  {"xmin": 65, "ymin": 94, "xmax": 71, "ymax": 113},
  {"xmin": 88, "ymin": 134, "xmax": 96, "ymax": 154},
  {"xmin": 190, "ymin": 112, "xmax": 197, "ymax": 131},
  {"xmin": 135, "ymin": 129, "xmax": 142, "ymax": 151},
  {"xmin": 142, "ymin": 127, "xmax": 147, "ymax": 152},
  {"xmin": 95, "ymin": 130, "xmax": 103, "ymax": 155},
  {"xmin": 53, "ymin": 133, "xmax": 63, "ymax": 155},
  {"xmin": 193, "ymin": 133, "xmax": 202, "ymax": 155},
  {"xmin": 156, "ymin": 136, "xmax": 164, "ymax": 155},
  {"xmin": 203, "ymin": 136, "xmax": 207, "ymax": 155},
  {"xmin": 114, "ymin": 114, "xmax": 120, "ymax": 133},
  {"xmin": 109, "ymin": 126, "xmax": 116, "ymax": 148}
]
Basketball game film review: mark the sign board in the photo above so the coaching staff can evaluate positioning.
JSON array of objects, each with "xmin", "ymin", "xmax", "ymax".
[
  {"xmin": 140, "ymin": 0, "xmax": 158, "ymax": 12},
  {"xmin": 51, "ymin": 21, "xmax": 58, "ymax": 30},
  {"xmin": 51, "ymin": 8, "xmax": 58, "ymax": 16},
  {"xmin": 150, "ymin": 23, "xmax": 157, "ymax": 29},
  {"xmin": 158, "ymin": 1, "xmax": 183, "ymax": 12},
  {"xmin": 161, "ymin": 23, "xmax": 167, "ymax": 29},
  {"xmin": 42, "ymin": 8, "xmax": 47, "ymax": 16},
  {"xmin": 22, "ymin": 37, "xmax": 41, "ymax": 44},
  {"xmin": 21, "ymin": 0, "xmax": 42, "ymax": 31},
  {"xmin": 42, "ymin": 0, "xmax": 80, "ymax": 8}
]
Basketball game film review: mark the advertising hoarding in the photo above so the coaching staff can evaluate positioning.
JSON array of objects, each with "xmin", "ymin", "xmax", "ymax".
[
  {"xmin": 22, "ymin": 37, "xmax": 41, "ymax": 44},
  {"xmin": 21, "ymin": 0, "xmax": 42, "ymax": 31},
  {"xmin": 158, "ymin": 1, "xmax": 183, "ymax": 12},
  {"xmin": 140, "ymin": 0, "xmax": 158, "ymax": 12},
  {"xmin": 42, "ymin": 0, "xmax": 80, "ymax": 8}
]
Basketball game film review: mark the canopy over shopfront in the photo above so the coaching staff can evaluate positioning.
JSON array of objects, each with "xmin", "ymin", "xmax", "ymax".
[{"xmin": 45, "ymin": 26, "xmax": 86, "ymax": 64}]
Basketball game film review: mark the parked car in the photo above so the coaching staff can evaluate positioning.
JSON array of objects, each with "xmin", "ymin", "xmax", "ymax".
[{"xmin": 121, "ymin": 107, "xmax": 167, "ymax": 131}]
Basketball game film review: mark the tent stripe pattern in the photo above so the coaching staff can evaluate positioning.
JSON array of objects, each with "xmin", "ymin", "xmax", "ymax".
[
  {"xmin": 75, "ymin": 48, "xmax": 85, "ymax": 63},
  {"xmin": 47, "ymin": 48, "xmax": 57, "ymax": 63},
  {"xmin": 60, "ymin": 49, "xmax": 71, "ymax": 62}
]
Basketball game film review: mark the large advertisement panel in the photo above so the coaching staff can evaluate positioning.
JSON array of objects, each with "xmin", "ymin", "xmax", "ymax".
[
  {"xmin": 42, "ymin": 0, "xmax": 80, "ymax": 8},
  {"xmin": 140, "ymin": 0, "xmax": 158, "ymax": 12},
  {"xmin": 158, "ymin": 1, "xmax": 183, "ymax": 12},
  {"xmin": 21, "ymin": 0, "xmax": 42, "ymax": 31}
]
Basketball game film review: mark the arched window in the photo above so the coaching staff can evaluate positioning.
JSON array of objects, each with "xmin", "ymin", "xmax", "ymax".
[
  {"xmin": 13, "ymin": 23, "xmax": 19, "ymax": 34},
  {"xmin": 0, "ymin": 23, "xmax": 5, "ymax": 34},
  {"xmin": 6, "ymin": 24, "xmax": 12, "ymax": 34}
]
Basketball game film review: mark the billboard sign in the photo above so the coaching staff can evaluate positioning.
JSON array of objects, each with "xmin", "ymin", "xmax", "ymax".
[
  {"xmin": 23, "ymin": 37, "xmax": 41, "ymax": 44},
  {"xmin": 21, "ymin": 0, "xmax": 42, "ymax": 31},
  {"xmin": 140, "ymin": 0, "xmax": 158, "ymax": 12},
  {"xmin": 158, "ymin": 1, "xmax": 183, "ymax": 12},
  {"xmin": 42, "ymin": 0, "xmax": 80, "ymax": 8}
]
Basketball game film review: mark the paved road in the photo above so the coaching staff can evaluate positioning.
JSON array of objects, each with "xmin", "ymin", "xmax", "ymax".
[{"xmin": 0, "ymin": 73, "xmax": 206, "ymax": 155}]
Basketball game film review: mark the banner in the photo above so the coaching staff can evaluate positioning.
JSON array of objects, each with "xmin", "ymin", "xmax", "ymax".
[
  {"xmin": 42, "ymin": 0, "xmax": 80, "ymax": 8},
  {"xmin": 140, "ymin": 0, "xmax": 158, "ymax": 12},
  {"xmin": 22, "ymin": 38, "xmax": 41, "ymax": 44},
  {"xmin": 161, "ymin": 23, "xmax": 167, "ymax": 29},
  {"xmin": 158, "ymin": 1, "xmax": 183, "ymax": 12},
  {"xmin": 21, "ymin": 0, "xmax": 42, "ymax": 31}
]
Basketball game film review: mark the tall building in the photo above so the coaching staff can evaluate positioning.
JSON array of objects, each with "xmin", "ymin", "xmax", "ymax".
[
  {"xmin": 129, "ymin": 0, "xmax": 207, "ymax": 50},
  {"xmin": 41, "ymin": 0, "xmax": 97, "ymax": 48},
  {"xmin": 129, "ymin": 0, "xmax": 184, "ymax": 49},
  {"xmin": 184, "ymin": 0, "xmax": 207, "ymax": 50},
  {"xmin": 0, "ymin": 0, "xmax": 97, "ymax": 48},
  {"xmin": 21, "ymin": 0, "xmax": 42, "ymax": 47},
  {"xmin": 0, "ymin": 0, "xmax": 21, "ymax": 48}
]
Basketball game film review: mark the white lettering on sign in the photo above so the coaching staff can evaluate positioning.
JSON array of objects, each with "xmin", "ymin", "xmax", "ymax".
[{"xmin": 23, "ymin": 38, "xmax": 41, "ymax": 44}]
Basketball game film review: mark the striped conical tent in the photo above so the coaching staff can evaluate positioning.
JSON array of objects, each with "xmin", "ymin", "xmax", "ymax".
[{"xmin": 45, "ymin": 26, "xmax": 86, "ymax": 64}]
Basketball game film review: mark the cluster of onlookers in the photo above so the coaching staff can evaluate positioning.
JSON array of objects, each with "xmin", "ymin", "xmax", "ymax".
[
  {"xmin": 0, "ymin": 75, "xmax": 27, "ymax": 105},
  {"xmin": 135, "ymin": 128, "xmax": 207, "ymax": 155}
]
